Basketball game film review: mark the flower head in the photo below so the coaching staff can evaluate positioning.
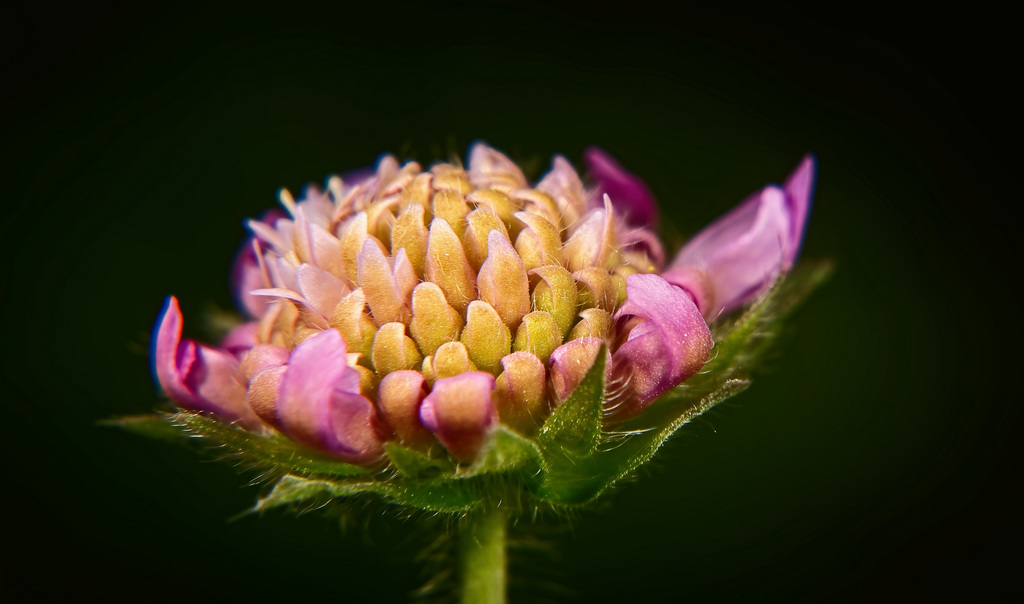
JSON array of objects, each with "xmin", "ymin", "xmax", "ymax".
[{"xmin": 153, "ymin": 144, "xmax": 814, "ymax": 466}]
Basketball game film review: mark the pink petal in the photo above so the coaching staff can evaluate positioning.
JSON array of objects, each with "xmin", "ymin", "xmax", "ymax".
[
  {"xmin": 584, "ymin": 146, "xmax": 658, "ymax": 226},
  {"xmin": 277, "ymin": 329, "xmax": 383, "ymax": 463},
  {"xmin": 669, "ymin": 186, "xmax": 790, "ymax": 316},
  {"xmin": 231, "ymin": 238, "xmax": 270, "ymax": 319},
  {"xmin": 152, "ymin": 297, "xmax": 259, "ymax": 427},
  {"xmin": 783, "ymin": 154, "xmax": 816, "ymax": 266},
  {"xmin": 220, "ymin": 321, "xmax": 259, "ymax": 358},
  {"xmin": 611, "ymin": 274, "xmax": 712, "ymax": 414}
]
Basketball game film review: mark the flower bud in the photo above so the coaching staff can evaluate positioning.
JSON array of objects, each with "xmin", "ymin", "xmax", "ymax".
[
  {"xmin": 432, "ymin": 189, "xmax": 470, "ymax": 237},
  {"xmin": 468, "ymin": 143, "xmax": 527, "ymax": 192},
  {"xmin": 463, "ymin": 207, "xmax": 510, "ymax": 270},
  {"xmin": 372, "ymin": 322, "xmax": 423, "ymax": 376},
  {"xmin": 409, "ymin": 282, "xmax": 464, "ymax": 356},
  {"xmin": 466, "ymin": 188, "xmax": 519, "ymax": 229},
  {"xmin": 477, "ymin": 231, "xmax": 531, "ymax": 330},
  {"xmin": 391, "ymin": 202, "xmax": 428, "ymax": 277},
  {"xmin": 420, "ymin": 371, "xmax": 498, "ymax": 461},
  {"xmin": 548, "ymin": 337, "xmax": 604, "ymax": 404},
  {"xmin": 432, "ymin": 341, "xmax": 478, "ymax": 380},
  {"xmin": 425, "ymin": 218, "xmax": 477, "ymax": 313},
  {"xmin": 513, "ymin": 211, "xmax": 561, "ymax": 272},
  {"xmin": 494, "ymin": 352, "xmax": 548, "ymax": 435},
  {"xmin": 530, "ymin": 265, "xmax": 577, "ymax": 338},
  {"xmin": 460, "ymin": 301, "xmax": 511, "ymax": 375},
  {"xmin": 431, "ymin": 163, "xmax": 471, "ymax": 194},
  {"xmin": 358, "ymin": 239, "xmax": 412, "ymax": 325},
  {"xmin": 377, "ymin": 370, "xmax": 434, "ymax": 448},
  {"xmin": 537, "ymin": 155, "xmax": 586, "ymax": 226},
  {"xmin": 398, "ymin": 173, "xmax": 433, "ymax": 214},
  {"xmin": 568, "ymin": 308, "xmax": 612, "ymax": 341},
  {"xmin": 329, "ymin": 288, "xmax": 377, "ymax": 358},
  {"xmin": 573, "ymin": 266, "xmax": 616, "ymax": 311},
  {"xmin": 512, "ymin": 311, "xmax": 562, "ymax": 364}
]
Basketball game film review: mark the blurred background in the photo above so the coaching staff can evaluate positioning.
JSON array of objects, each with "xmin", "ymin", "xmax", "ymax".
[{"xmin": 1, "ymin": 3, "xmax": 1015, "ymax": 601}]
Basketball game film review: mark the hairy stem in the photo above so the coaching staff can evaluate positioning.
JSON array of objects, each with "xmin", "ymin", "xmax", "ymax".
[{"xmin": 458, "ymin": 505, "xmax": 508, "ymax": 604}]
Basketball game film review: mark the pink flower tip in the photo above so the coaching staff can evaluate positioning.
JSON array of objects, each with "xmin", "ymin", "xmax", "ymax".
[
  {"xmin": 666, "ymin": 155, "xmax": 816, "ymax": 319},
  {"xmin": 152, "ymin": 296, "xmax": 260, "ymax": 428},
  {"xmin": 584, "ymin": 146, "xmax": 658, "ymax": 227}
]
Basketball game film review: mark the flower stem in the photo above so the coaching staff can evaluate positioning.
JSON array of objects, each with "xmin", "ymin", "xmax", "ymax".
[{"xmin": 458, "ymin": 505, "xmax": 508, "ymax": 604}]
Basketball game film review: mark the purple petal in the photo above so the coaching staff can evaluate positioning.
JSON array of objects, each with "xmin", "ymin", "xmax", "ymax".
[
  {"xmin": 420, "ymin": 372, "xmax": 497, "ymax": 461},
  {"xmin": 669, "ymin": 186, "xmax": 791, "ymax": 317},
  {"xmin": 667, "ymin": 156, "xmax": 816, "ymax": 317},
  {"xmin": 584, "ymin": 146, "xmax": 658, "ymax": 227},
  {"xmin": 783, "ymin": 154, "xmax": 816, "ymax": 266},
  {"xmin": 152, "ymin": 297, "xmax": 258, "ymax": 426},
  {"xmin": 231, "ymin": 239, "xmax": 270, "ymax": 318},
  {"xmin": 221, "ymin": 322, "xmax": 258, "ymax": 358},
  {"xmin": 278, "ymin": 329, "xmax": 383, "ymax": 463},
  {"xmin": 611, "ymin": 274, "xmax": 712, "ymax": 414}
]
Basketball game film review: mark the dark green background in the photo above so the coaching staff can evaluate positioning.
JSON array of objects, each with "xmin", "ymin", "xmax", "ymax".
[{"xmin": 1, "ymin": 3, "xmax": 1015, "ymax": 601}]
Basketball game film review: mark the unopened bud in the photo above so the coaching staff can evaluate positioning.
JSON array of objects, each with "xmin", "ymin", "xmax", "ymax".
[
  {"xmin": 466, "ymin": 188, "xmax": 519, "ymax": 229},
  {"xmin": 358, "ymin": 239, "xmax": 412, "ymax": 325},
  {"xmin": 409, "ymin": 282, "xmax": 464, "ymax": 356},
  {"xmin": 549, "ymin": 337, "xmax": 604, "ymax": 403},
  {"xmin": 432, "ymin": 189, "xmax": 470, "ymax": 237},
  {"xmin": 377, "ymin": 370, "xmax": 434, "ymax": 448},
  {"xmin": 493, "ymin": 352, "xmax": 548, "ymax": 436},
  {"xmin": 425, "ymin": 218, "xmax": 477, "ymax": 313},
  {"xmin": 419, "ymin": 371, "xmax": 497, "ymax": 461},
  {"xmin": 430, "ymin": 164, "xmax": 471, "ymax": 194},
  {"xmin": 574, "ymin": 267, "xmax": 616, "ymax": 311},
  {"xmin": 340, "ymin": 212, "xmax": 382, "ymax": 284},
  {"xmin": 460, "ymin": 301, "xmax": 511, "ymax": 375},
  {"xmin": 463, "ymin": 207, "xmax": 510, "ymax": 270},
  {"xmin": 399, "ymin": 173, "xmax": 433, "ymax": 214},
  {"xmin": 477, "ymin": 231, "xmax": 530, "ymax": 330},
  {"xmin": 514, "ymin": 211, "xmax": 561, "ymax": 272},
  {"xmin": 568, "ymin": 308, "xmax": 613, "ymax": 340},
  {"xmin": 329, "ymin": 289, "xmax": 377, "ymax": 358},
  {"xmin": 530, "ymin": 265, "xmax": 578, "ymax": 338},
  {"xmin": 512, "ymin": 311, "xmax": 562, "ymax": 364},
  {"xmin": 247, "ymin": 365, "xmax": 286, "ymax": 429},
  {"xmin": 432, "ymin": 341, "xmax": 477, "ymax": 380},
  {"xmin": 372, "ymin": 322, "xmax": 423, "ymax": 376},
  {"xmin": 391, "ymin": 203, "xmax": 428, "ymax": 277},
  {"xmin": 468, "ymin": 143, "xmax": 527, "ymax": 192}
]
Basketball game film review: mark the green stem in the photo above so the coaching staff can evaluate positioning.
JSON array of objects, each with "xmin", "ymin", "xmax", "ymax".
[{"xmin": 458, "ymin": 505, "xmax": 508, "ymax": 604}]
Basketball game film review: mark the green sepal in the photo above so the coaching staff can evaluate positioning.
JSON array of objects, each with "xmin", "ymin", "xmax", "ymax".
[
  {"xmin": 104, "ymin": 413, "xmax": 190, "ymax": 443},
  {"xmin": 536, "ymin": 345, "xmax": 606, "ymax": 457},
  {"xmin": 255, "ymin": 474, "xmax": 481, "ymax": 514},
  {"xmin": 385, "ymin": 442, "xmax": 457, "ymax": 478},
  {"xmin": 460, "ymin": 426, "xmax": 544, "ymax": 480},
  {"xmin": 111, "ymin": 412, "xmax": 370, "ymax": 479}
]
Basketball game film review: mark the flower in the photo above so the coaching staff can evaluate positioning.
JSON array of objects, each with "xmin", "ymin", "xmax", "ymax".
[{"xmin": 152, "ymin": 144, "xmax": 814, "ymax": 465}]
